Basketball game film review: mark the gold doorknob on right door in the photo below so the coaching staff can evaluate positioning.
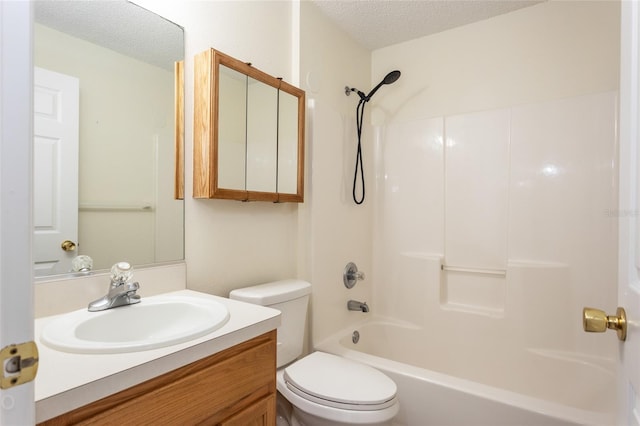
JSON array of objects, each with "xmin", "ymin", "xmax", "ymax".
[
  {"xmin": 61, "ymin": 240, "xmax": 77, "ymax": 252},
  {"xmin": 583, "ymin": 307, "xmax": 626, "ymax": 341}
]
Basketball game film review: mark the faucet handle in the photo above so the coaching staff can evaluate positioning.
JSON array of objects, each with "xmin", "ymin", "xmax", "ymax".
[
  {"xmin": 110, "ymin": 261, "xmax": 133, "ymax": 285},
  {"xmin": 344, "ymin": 262, "xmax": 365, "ymax": 289},
  {"xmin": 71, "ymin": 255, "xmax": 93, "ymax": 272}
]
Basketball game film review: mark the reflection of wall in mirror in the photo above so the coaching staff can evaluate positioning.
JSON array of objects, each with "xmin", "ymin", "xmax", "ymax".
[
  {"xmin": 34, "ymin": 24, "xmax": 183, "ymax": 270},
  {"xmin": 277, "ymin": 92, "xmax": 299, "ymax": 194},
  {"xmin": 218, "ymin": 68, "xmax": 247, "ymax": 190},
  {"xmin": 247, "ymin": 80, "xmax": 278, "ymax": 193}
]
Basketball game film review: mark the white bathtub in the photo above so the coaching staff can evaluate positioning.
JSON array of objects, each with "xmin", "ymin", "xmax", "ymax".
[{"xmin": 316, "ymin": 320, "xmax": 616, "ymax": 426}]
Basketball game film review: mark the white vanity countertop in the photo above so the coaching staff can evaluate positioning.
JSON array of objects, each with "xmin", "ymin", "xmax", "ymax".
[{"xmin": 35, "ymin": 289, "xmax": 280, "ymax": 423}]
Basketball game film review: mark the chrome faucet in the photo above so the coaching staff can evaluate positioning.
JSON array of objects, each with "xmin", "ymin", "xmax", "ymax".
[
  {"xmin": 347, "ymin": 300, "xmax": 369, "ymax": 313},
  {"xmin": 88, "ymin": 262, "xmax": 141, "ymax": 312}
]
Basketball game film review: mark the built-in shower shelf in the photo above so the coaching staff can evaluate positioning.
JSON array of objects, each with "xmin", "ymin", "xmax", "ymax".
[{"xmin": 440, "ymin": 264, "xmax": 507, "ymax": 317}]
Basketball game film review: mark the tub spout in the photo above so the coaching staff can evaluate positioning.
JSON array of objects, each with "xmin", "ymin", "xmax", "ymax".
[{"xmin": 347, "ymin": 300, "xmax": 369, "ymax": 313}]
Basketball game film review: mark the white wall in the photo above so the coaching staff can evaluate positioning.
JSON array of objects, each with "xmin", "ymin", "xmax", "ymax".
[
  {"xmin": 298, "ymin": 1, "xmax": 372, "ymax": 344},
  {"xmin": 370, "ymin": 0, "xmax": 620, "ymax": 359}
]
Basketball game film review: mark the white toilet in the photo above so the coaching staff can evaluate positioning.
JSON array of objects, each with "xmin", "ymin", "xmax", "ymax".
[{"xmin": 229, "ymin": 279, "xmax": 399, "ymax": 426}]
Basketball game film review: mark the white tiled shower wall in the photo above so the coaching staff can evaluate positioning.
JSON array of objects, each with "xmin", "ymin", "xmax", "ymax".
[{"xmin": 372, "ymin": 92, "xmax": 617, "ymax": 359}]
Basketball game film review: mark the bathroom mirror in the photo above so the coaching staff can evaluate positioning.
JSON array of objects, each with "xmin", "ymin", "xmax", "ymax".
[
  {"xmin": 33, "ymin": 0, "xmax": 185, "ymax": 277},
  {"xmin": 194, "ymin": 48, "xmax": 305, "ymax": 202}
]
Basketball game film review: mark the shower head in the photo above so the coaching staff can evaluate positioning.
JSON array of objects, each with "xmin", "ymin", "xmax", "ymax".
[
  {"xmin": 364, "ymin": 70, "xmax": 401, "ymax": 101},
  {"xmin": 345, "ymin": 70, "xmax": 401, "ymax": 103}
]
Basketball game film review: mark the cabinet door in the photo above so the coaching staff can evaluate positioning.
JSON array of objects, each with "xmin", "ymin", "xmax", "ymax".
[
  {"xmin": 219, "ymin": 394, "xmax": 275, "ymax": 426},
  {"xmin": 39, "ymin": 331, "xmax": 276, "ymax": 425},
  {"xmin": 193, "ymin": 48, "xmax": 304, "ymax": 202}
]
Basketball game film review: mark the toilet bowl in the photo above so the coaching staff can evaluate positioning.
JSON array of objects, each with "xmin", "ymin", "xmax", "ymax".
[
  {"xmin": 229, "ymin": 280, "xmax": 399, "ymax": 426},
  {"xmin": 278, "ymin": 352, "xmax": 399, "ymax": 426}
]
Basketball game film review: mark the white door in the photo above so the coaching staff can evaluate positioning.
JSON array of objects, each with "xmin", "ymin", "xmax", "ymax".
[
  {"xmin": 0, "ymin": 1, "xmax": 36, "ymax": 424},
  {"xmin": 618, "ymin": 2, "xmax": 640, "ymax": 425},
  {"xmin": 33, "ymin": 67, "xmax": 79, "ymax": 276}
]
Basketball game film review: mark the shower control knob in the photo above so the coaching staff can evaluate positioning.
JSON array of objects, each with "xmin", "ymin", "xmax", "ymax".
[
  {"xmin": 344, "ymin": 262, "xmax": 365, "ymax": 289},
  {"xmin": 583, "ymin": 306, "xmax": 627, "ymax": 341}
]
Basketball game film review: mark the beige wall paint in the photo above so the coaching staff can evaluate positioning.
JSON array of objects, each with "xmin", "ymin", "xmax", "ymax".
[
  {"xmin": 133, "ymin": 0, "xmax": 373, "ymax": 345},
  {"xmin": 133, "ymin": 0, "xmax": 300, "ymax": 297}
]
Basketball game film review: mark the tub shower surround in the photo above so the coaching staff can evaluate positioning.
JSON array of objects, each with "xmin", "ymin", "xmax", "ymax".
[
  {"xmin": 351, "ymin": 91, "xmax": 617, "ymax": 425},
  {"xmin": 375, "ymin": 90, "xmax": 616, "ymax": 326},
  {"xmin": 318, "ymin": 318, "xmax": 612, "ymax": 426}
]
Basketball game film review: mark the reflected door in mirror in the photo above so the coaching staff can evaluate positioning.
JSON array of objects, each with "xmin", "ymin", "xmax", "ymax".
[{"xmin": 33, "ymin": 67, "xmax": 80, "ymax": 276}]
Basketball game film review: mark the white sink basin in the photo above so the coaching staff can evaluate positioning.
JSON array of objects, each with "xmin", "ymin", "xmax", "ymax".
[{"xmin": 40, "ymin": 295, "xmax": 230, "ymax": 354}]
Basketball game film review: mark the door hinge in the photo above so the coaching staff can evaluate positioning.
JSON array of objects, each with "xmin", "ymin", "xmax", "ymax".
[{"xmin": 0, "ymin": 341, "xmax": 39, "ymax": 389}]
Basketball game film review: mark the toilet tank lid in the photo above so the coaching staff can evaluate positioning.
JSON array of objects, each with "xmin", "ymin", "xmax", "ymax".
[{"xmin": 229, "ymin": 279, "xmax": 311, "ymax": 306}]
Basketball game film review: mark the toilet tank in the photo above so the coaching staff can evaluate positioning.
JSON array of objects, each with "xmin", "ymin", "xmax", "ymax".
[{"xmin": 229, "ymin": 279, "xmax": 311, "ymax": 368}]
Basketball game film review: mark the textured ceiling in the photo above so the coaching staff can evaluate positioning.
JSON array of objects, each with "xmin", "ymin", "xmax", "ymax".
[
  {"xmin": 34, "ymin": 1, "xmax": 544, "ymax": 69},
  {"xmin": 311, "ymin": 0, "xmax": 545, "ymax": 50},
  {"xmin": 34, "ymin": 1, "xmax": 183, "ymax": 71}
]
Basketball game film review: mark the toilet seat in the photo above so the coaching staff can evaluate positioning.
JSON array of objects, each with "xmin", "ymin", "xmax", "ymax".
[{"xmin": 283, "ymin": 352, "xmax": 397, "ymax": 411}]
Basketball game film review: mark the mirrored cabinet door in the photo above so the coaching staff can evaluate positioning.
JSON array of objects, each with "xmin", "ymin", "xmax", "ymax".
[
  {"xmin": 218, "ymin": 65, "xmax": 247, "ymax": 191},
  {"xmin": 193, "ymin": 48, "xmax": 305, "ymax": 202},
  {"xmin": 246, "ymin": 77, "xmax": 278, "ymax": 194},
  {"xmin": 277, "ymin": 89, "xmax": 301, "ymax": 196}
]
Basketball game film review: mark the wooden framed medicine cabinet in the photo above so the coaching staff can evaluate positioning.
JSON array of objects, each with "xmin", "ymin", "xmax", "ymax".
[{"xmin": 193, "ymin": 48, "xmax": 305, "ymax": 202}]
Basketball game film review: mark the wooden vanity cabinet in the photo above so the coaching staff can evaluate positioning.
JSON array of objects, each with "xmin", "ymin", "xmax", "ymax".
[{"xmin": 39, "ymin": 331, "xmax": 277, "ymax": 426}]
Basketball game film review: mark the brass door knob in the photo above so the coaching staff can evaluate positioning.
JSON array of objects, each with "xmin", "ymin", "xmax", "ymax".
[
  {"xmin": 583, "ymin": 307, "xmax": 626, "ymax": 341},
  {"xmin": 61, "ymin": 240, "xmax": 77, "ymax": 252}
]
